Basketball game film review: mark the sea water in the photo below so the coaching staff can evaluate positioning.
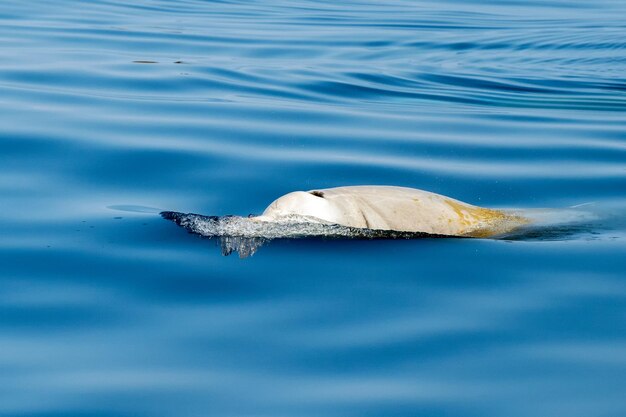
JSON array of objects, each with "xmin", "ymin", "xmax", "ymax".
[{"xmin": 1, "ymin": 1, "xmax": 625, "ymax": 416}]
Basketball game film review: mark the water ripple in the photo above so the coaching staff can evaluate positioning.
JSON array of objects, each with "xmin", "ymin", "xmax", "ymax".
[{"xmin": 2, "ymin": 0, "xmax": 626, "ymax": 416}]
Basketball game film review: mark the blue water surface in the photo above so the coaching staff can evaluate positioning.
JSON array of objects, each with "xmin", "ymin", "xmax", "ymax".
[{"xmin": 1, "ymin": 0, "xmax": 626, "ymax": 416}]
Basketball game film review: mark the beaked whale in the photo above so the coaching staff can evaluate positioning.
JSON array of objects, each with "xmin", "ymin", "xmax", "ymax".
[{"xmin": 160, "ymin": 185, "xmax": 600, "ymax": 257}]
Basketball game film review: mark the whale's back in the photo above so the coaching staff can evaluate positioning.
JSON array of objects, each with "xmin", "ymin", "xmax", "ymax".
[{"xmin": 262, "ymin": 186, "xmax": 527, "ymax": 237}]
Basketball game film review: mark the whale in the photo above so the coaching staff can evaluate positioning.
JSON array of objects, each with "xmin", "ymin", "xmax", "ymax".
[
  {"xmin": 253, "ymin": 186, "xmax": 527, "ymax": 238},
  {"xmin": 161, "ymin": 185, "xmax": 599, "ymax": 257}
]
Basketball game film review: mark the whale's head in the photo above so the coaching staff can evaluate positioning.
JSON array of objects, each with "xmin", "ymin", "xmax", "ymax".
[{"xmin": 258, "ymin": 190, "xmax": 336, "ymax": 223}]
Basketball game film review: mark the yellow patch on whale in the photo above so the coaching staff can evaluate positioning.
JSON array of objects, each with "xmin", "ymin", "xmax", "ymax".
[{"xmin": 444, "ymin": 198, "xmax": 528, "ymax": 237}]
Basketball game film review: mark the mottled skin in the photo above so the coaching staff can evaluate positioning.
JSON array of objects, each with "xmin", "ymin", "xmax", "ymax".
[{"xmin": 255, "ymin": 186, "xmax": 527, "ymax": 237}]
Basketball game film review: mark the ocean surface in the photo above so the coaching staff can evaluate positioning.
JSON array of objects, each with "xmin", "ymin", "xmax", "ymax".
[{"xmin": 1, "ymin": 0, "xmax": 626, "ymax": 416}]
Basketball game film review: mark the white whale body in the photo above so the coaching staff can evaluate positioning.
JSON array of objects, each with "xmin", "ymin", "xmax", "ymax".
[{"xmin": 254, "ymin": 186, "xmax": 526, "ymax": 237}]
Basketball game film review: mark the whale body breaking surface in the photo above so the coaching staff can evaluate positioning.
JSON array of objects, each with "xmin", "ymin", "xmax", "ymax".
[
  {"xmin": 163, "ymin": 185, "xmax": 590, "ymax": 257},
  {"xmin": 255, "ymin": 186, "xmax": 527, "ymax": 238}
]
